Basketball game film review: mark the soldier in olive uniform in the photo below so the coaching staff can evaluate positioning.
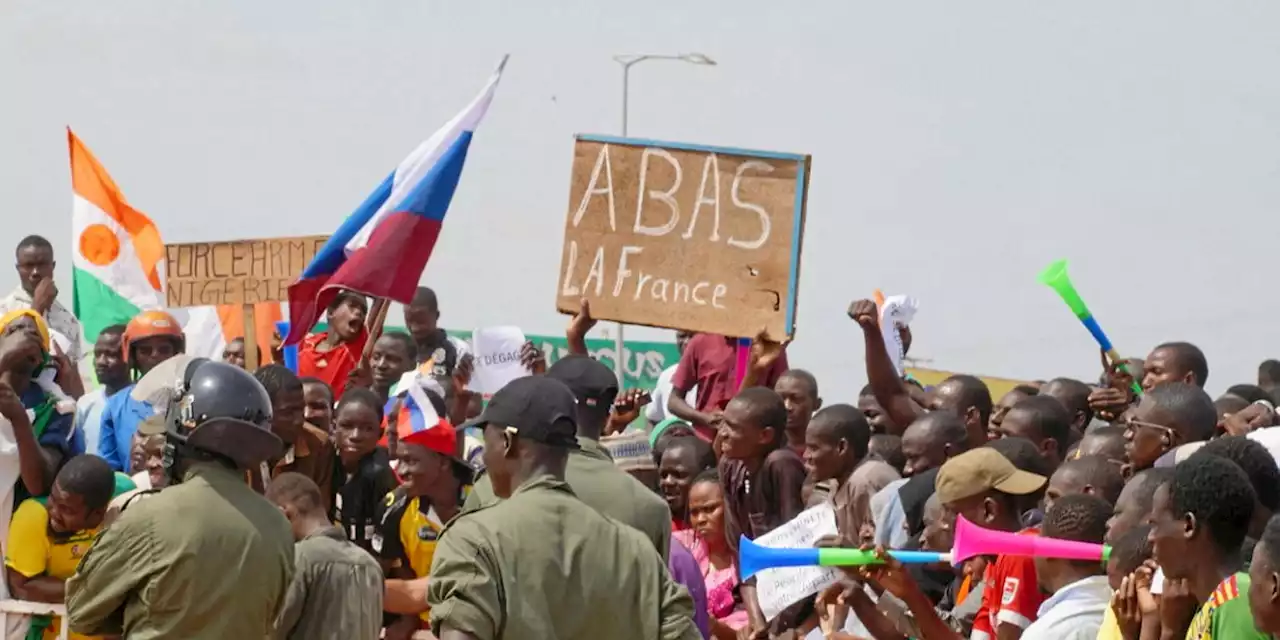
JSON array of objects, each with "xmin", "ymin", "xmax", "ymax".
[
  {"xmin": 387, "ymin": 375, "xmax": 700, "ymax": 640},
  {"xmin": 463, "ymin": 355, "xmax": 672, "ymax": 560},
  {"xmin": 66, "ymin": 357, "xmax": 295, "ymax": 639}
]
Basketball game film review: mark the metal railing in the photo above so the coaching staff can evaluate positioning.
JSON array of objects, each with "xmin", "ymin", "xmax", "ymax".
[
  {"xmin": 0, "ymin": 600, "xmax": 70, "ymax": 640},
  {"xmin": 1, "ymin": 599, "xmax": 437, "ymax": 640}
]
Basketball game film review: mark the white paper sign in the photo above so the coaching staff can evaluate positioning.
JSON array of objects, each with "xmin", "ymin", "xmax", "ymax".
[
  {"xmin": 878, "ymin": 294, "xmax": 918, "ymax": 376},
  {"xmin": 754, "ymin": 502, "xmax": 841, "ymax": 622},
  {"xmin": 471, "ymin": 326, "xmax": 528, "ymax": 395}
]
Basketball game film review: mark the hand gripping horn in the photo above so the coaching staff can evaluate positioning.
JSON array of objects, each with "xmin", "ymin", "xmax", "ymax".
[{"xmin": 1038, "ymin": 259, "xmax": 1142, "ymax": 396}]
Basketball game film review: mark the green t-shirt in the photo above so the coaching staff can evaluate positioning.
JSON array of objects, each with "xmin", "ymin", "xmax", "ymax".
[{"xmin": 1184, "ymin": 572, "xmax": 1268, "ymax": 640}]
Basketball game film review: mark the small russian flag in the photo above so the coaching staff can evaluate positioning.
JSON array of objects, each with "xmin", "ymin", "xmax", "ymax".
[
  {"xmin": 381, "ymin": 363, "xmax": 457, "ymax": 460},
  {"xmin": 395, "ymin": 388, "xmax": 456, "ymax": 458}
]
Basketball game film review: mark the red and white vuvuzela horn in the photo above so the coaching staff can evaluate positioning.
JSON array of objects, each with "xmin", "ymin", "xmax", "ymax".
[{"xmin": 950, "ymin": 515, "xmax": 1111, "ymax": 564}]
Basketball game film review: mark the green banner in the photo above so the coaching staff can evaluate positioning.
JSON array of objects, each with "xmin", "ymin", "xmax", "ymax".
[
  {"xmin": 318, "ymin": 323, "xmax": 680, "ymax": 391},
  {"xmin": 445, "ymin": 330, "xmax": 677, "ymax": 391},
  {"xmin": 308, "ymin": 325, "xmax": 676, "ymax": 430},
  {"xmin": 88, "ymin": 324, "xmax": 680, "ymax": 398}
]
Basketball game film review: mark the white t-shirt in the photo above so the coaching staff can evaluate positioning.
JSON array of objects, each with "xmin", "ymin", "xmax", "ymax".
[
  {"xmin": 0, "ymin": 416, "xmax": 23, "ymax": 600},
  {"xmin": 1249, "ymin": 426, "xmax": 1280, "ymax": 470},
  {"xmin": 645, "ymin": 364, "xmax": 696, "ymax": 424}
]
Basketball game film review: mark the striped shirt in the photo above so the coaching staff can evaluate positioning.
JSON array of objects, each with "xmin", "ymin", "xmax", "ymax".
[{"xmin": 1184, "ymin": 573, "xmax": 1267, "ymax": 640}]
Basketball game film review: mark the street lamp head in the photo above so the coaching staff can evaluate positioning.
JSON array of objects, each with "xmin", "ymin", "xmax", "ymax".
[
  {"xmin": 680, "ymin": 52, "xmax": 716, "ymax": 66},
  {"xmin": 614, "ymin": 53, "xmax": 717, "ymax": 67}
]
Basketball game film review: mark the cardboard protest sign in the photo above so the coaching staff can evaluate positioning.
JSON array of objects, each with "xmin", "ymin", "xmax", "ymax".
[
  {"xmin": 165, "ymin": 236, "xmax": 328, "ymax": 307},
  {"xmin": 557, "ymin": 135, "xmax": 810, "ymax": 340},
  {"xmin": 753, "ymin": 502, "xmax": 840, "ymax": 621}
]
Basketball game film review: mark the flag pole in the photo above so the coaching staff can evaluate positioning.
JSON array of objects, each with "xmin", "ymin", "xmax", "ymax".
[
  {"xmin": 243, "ymin": 304, "xmax": 259, "ymax": 371},
  {"xmin": 359, "ymin": 297, "xmax": 391, "ymax": 368}
]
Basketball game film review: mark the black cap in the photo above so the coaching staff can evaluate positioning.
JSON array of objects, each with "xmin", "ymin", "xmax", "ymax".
[
  {"xmin": 474, "ymin": 376, "xmax": 580, "ymax": 449},
  {"xmin": 547, "ymin": 355, "xmax": 618, "ymax": 411}
]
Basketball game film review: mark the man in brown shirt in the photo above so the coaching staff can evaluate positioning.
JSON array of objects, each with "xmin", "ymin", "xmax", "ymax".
[
  {"xmin": 802, "ymin": 404, "xmax": 900, "ymax": 542},
  {"xmin": 718, "ymin": 386, "xmax": 808, "ymax": 638},
  {"xmin": 268, "ymin": 472, "xmax": 383, "ymax": 640},
  {"xmin": 250, "ymin": 365, "xmax": 335, "ymax": 506}
]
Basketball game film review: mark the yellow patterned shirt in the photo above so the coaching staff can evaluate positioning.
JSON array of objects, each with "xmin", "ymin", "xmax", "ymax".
[{"xmin": 4, "ymin": 499, "xmax": 100, "ymax": 640}]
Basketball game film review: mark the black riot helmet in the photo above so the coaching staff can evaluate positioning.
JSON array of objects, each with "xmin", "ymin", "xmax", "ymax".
[{"xmin": 134, "ymin": 356, "xmax": 282, "ymax": 473}]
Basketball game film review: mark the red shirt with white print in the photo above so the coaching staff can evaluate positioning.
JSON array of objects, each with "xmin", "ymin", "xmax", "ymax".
[
  {"xmin": 297, "ymin": 330, "xmax": 368, "ymax": 398},
  {"xmin": 970, "ymin": 528, "xmax": 1043, "ymax": 640}
]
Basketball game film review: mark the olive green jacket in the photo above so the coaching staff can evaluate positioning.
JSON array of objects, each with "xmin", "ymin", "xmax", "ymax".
[
  {"xmin": 463, "ymin": 437, "xmax": 671, "ymax": 560},
  {"xmin": 66, "ymin": 462, "xmax": 296, "ymax": 640},
  {"xmin": 430, "ymin": 475, "xmax": 699, "ymax": 640}
]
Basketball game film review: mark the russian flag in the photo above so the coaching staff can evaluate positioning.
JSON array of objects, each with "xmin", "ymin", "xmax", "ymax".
[
  {"xmin": 285, "ymin": 56, "xmax": 509, "ymax": 345},
  {"xmin": 394, "ymin": 382, "xmax": 454, "ymax": 454}
]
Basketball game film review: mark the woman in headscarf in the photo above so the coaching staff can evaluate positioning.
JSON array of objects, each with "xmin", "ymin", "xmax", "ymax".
[{"xmin": 0, "ymin": 309, "xmax": 77, "ymax": 502}]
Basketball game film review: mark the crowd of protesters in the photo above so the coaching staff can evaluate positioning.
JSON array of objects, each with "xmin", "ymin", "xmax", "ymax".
[{"xmin": 6, "ymin": 232, "xmax": 1280, "ymax": 640}]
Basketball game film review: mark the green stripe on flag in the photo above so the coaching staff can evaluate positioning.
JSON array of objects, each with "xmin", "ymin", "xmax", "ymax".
[{"xmin": 73, "ymin": 267, "xmax": 142, "ymax": 344}]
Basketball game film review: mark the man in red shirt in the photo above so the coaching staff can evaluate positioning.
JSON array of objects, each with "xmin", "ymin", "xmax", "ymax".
[
  {"xmin": 935, "ymin": 447, "xmax": 1048, "ymax": 640},
  {"xmin": 668, "ymin": 333, "xmax": 789, "ymax": 441},
  {"xmin": 297, "ymin": 291, "xmax": 369, "ymax": 397}
]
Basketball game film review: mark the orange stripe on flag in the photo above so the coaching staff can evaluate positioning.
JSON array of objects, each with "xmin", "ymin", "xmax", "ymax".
[
  {"xmin": 216, "ymin": 303, "xmax": 283, "ymax": 365},
  {"xmin": 67, "ymin": 128, "xmax": 164, "ymax": 292}
]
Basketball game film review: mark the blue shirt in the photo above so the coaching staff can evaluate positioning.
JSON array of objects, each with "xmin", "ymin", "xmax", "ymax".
[
  {"xmin": 71, "ymin": 388, "xmax": 110, "ymax": 457},
  {"xmin": 96, "ymin": 383, "xmax": 154, "ymax": 472},
  {"xmin": 872, "ymin": 477, "xmax": 911, "ymax": 549}
]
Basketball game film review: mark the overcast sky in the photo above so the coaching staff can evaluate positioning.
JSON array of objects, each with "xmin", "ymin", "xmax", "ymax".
[{"xmin": 4, "ymin": 1, "xmax": 1279, "ymax": 399}]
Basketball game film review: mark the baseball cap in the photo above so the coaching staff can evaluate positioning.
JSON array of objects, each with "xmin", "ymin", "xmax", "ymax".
[
  {"xmin": 399, "ymin": 417, "xmax": 460, "ymax": 459},
  {"xmin": 547, "ymin": 355, "xmax": 618, "ymax": 410},
  {"xmin": 399, "ymin": 419, "xmax": 476, "ymax": 482},
  {"xmin": 935, "ymin": 447, "xmax": 1047, "ymax": 504},
  {"xmin": 472, "ymin": 376, "xmax": 580, "ymax": 449},
  {"xmin": 649, "ymin": 416, "xmax": 693, "ymax": 447}
]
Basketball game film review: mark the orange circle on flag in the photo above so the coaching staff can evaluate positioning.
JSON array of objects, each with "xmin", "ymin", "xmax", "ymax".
[{"xmin": 79, "ymin": 224, "xmax": 120, "ymax": 266}]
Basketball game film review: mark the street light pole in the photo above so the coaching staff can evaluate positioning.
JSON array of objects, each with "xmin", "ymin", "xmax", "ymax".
[
  {"xmin": 621, "ymin": 63, "xmax": 631, "ymax": 137},
  {"xmin": 610, "ymin": 52, "xmax": 716, "ymax": 388}
]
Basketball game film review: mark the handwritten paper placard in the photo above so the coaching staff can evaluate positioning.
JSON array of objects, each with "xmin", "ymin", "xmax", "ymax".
[
  {"xmin": 471, "ymin": 326, "xmax": 528, "ymax": 395},
  {"xmin": 165, "ymin": 235, "xmax": 328, "ymax": 307},
  {"xmin": 754, "ymin": 502, "xmax": 840, "ymax": 622},
  {"xmin": 556, "ymin": 135, "xmax": 810, "ymax": 340}
]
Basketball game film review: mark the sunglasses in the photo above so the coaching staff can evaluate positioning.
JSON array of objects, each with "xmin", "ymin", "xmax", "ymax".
[{"xmin": 1123, "ymin": 417, "xmax": 1179, "ymax": 444}]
